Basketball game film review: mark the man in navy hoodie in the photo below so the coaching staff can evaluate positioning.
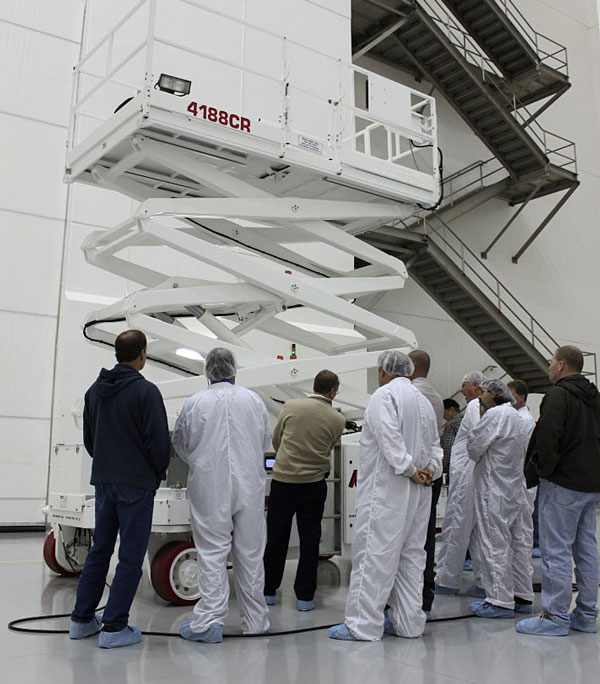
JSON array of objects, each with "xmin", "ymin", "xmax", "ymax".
[{"xmin": 69, "ymin": 329, "xmax": 171, "ymax": 648}]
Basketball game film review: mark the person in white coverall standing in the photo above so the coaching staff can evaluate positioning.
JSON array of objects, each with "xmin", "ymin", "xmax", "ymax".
[
  {"xmin": 329, "ymin": 350, "xmax": 442, "ymax": 641},
  {"xmin": 466, "ymin": 379, "xmax": 534, "ymax": 618},
  {"xmin": 434, "ymin": 372, "xmax": 486, "ymax": 595},
  {"xmin": 172, "ymin": 347, "xmax": 272, "ymax": 643}
]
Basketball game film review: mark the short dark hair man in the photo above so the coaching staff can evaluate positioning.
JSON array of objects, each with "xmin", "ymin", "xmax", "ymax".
[
  {"xmin": 443, "ymin": 398, "xmax": 460, "ymax": 421},
  {"xmin": 517, "ymin": 346, "xmax": 600, "ymax": 636},
  {"xmin": 263, "ymin": 370, "xmax": 345, "ymax": 611},
  {"xmin": 408, "ymin": 350, "xmax": 444, "ymax": 617},
  {"xmin": 69, "ymin": 330, "xmax": 171, "ymax": 648}
]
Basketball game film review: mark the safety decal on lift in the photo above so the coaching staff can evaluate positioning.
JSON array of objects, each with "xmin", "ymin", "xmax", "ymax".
[
  {"xmin": 348, "ymin": 470, "xmax": 357, "ymax": 488},
  {"xmin": 186, "ymin": 102, "xmax": 251, "ymax": 132}
]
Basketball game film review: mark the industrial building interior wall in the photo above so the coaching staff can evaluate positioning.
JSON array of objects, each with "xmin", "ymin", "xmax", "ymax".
[
  {"xmin": 0, "ymin": 1, "xmax": 85, "ymax": 525},
  {"xmin": 357, "ymin": 0, "xmax": 600, "ymax": 407},
  {"xmin": 0, "ymin": 0, "xmax": 599, "ymax": 525}
]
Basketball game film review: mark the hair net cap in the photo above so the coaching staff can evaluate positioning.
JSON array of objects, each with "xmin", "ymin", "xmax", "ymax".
[
  {"xmin": 377, "ymin": 350, "xmax": 414, "ymax": 377},
  {"xmin": 463, "ymin": 371, "xmax": 486, "ymax": 386},
  {"xmin": 482, "ymin": 378, "xmax": 515, "ymax": 404},
  {"xmin": 205, "ymin": 347, "xmax": 237, "ymax": 382}
]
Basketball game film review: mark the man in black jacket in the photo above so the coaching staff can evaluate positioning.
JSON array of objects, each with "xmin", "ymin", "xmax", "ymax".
[
  {"xmin": 517, "ymin": 345, "xmax": 600, "ymax": 637},
  {"xmin": 69, "ymin": 330, "xmax": 171, "ymax": 648}
]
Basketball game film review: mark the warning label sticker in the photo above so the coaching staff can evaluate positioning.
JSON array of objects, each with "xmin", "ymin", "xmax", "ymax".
[{"xmin": 298, "ymin": 135, "xmax": 323, "ymax": 154}]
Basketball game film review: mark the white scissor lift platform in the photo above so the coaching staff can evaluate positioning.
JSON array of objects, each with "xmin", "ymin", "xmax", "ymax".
[{"xmin": 45, "ymin": 0, "xmax": 440, "ymax": 604}]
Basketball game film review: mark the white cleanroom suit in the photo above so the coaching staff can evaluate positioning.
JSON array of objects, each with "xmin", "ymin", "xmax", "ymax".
[
  {"xmin": 467, "ymin": 402, "xmax": 534, "ymax": 608},
  {"xmin": 434, "ymin": 398, "xmax": 481, "ymax": 589},
  {"xmin": 344, "ymin": 377, "xmax": 443, "ymax": 640},
  {"xmin": 173, "ymin": 382, "xmax": 272, "ymax": 633}
]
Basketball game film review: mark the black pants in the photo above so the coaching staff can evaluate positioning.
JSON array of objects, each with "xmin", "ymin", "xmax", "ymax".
[
  {"xmin": 422, "ymin": 476, "xmax": 443, "ymax": 612},
  {"xmin": 263, "ymin": 479, "xmax": 327, "ymax": 601}
]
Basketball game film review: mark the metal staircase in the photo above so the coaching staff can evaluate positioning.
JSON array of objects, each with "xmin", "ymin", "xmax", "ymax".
[
  {"xmin": 361, "ymin": 217, "xmax": 595, "ymax": 393},
  {"xmin": 350, "ymin": 0, "xmax": 593, "ymax": 387},
  {"xmin": 441, "ymin": 0, "xmax": 570, "ymax": 104},
  {"xmin": 352, "ymin": 0, "xmax": 577, "ymax": 201}
]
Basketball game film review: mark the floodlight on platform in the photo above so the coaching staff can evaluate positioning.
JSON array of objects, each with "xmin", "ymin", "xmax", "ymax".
[{"xmin": 155, "ymin": 73, "xmax": 191, "ymax": 96}]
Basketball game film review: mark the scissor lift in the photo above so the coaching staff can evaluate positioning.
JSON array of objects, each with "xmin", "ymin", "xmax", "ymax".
[{"xmin": 45, "ymin": 0, "xmax": 440, "ymax": 603}]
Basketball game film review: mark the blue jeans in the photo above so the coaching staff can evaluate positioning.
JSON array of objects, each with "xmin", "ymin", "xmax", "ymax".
[
  {"xmin": 532, "ymin": 489, "xmax": 540, "ymax": 548},
  {"xmin": 71, "ymin": 484, "xmax": 154, "ymax": 630},
  {"xmin": 538, "ymin": 481, "xmax": 600, "ymax": 627}
]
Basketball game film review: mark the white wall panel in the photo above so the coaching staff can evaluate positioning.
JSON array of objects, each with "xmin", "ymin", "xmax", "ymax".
[
  {"xmin": 0, "ymin": 312, "xmax": 57, "ymax": 419},
  {"xmin": 66, "ymin": 222, "xmax": 131, "ymax": 298},
  {"xmin": 0, "ymin": 23, "xmax": 79, "ymax": 127},
  {"xmin": 0, "ymin": 114, "xmax": 68, "ymax": 219},
  {"xmin": 0, "ymin": 0, "xmax": 84, "ymax": 43},
  {"xmin": 69, "ymin": 183, "xmax": 138, "ymax": 228},
  {"xmin": 0, "ymin": 418, "xmax": 50, "ymax": 500},
  {"xmin": 0, "ymin": 210, "xmax": 63, "ymax": 316},
  {"xmin": 51, "ymin": 299, "xmax": 117, "ymax": 447}
]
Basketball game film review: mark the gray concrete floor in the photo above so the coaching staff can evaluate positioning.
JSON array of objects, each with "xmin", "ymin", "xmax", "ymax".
[{"xmin": 1, "ymin": 530, "xmax": 599, "ymax": 684}]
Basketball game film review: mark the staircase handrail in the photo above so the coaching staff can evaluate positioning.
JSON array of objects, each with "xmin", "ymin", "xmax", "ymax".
[
  {"xmin": 418, "ymin": 214, "xmax": 558, "ymax": 358},
  {"xmin": 401, "ymin": 157, "xmax": 505, "ymax": 226},
  {"xmin": 493, "ymin": 0, "xmax": 568, "ymax": 76},
  {"xmin": 417, "ymin": 0, "xmax": 577, "ymax": 174}
]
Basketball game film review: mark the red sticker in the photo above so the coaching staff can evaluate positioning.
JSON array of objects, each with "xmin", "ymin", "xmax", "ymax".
[{"xmin": 186, "ymin": 101, "xmax": 250, "ymax": 133}]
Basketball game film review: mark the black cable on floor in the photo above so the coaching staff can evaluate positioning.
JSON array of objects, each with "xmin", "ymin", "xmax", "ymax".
[{"xmin": 7, "ymin": 612, "xmax": 474, "ymax": 638}]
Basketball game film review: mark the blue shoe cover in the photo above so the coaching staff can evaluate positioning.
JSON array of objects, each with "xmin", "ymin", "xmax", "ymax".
[
  {"xmin": 469, "ymin": 601, "xmax": 514, "ymax": 619},
  {"xmin": 297, "ymin": 599, "xmax": 315, "ymax": 612},
  {"xmin": 383, "ymin": 610, "xmax": 397, "ymax": 636},
  {"xmin": 435, "ymin": 583, "xmax": 459, "ymax": 595},
  {"xmin": 531, "ymin": 547, "xmax": 541, "ymax": 558},
  {"xmin": 98, "ymin": 626, "xmax": 141, "ymax": 648},
  {"xmin": 264, "ymin": 595, "xmax": 277, "ymax": 606},
  {"xmin": 328, "ymin": 624, "xmax": 357, "ymax": 640},
  {"xmin": 468, "ymin": 600, "xmax": 485, "ymax": 613},
  {"xmin": 514, "ymin": 604, "xmax": 533, "ymax": 614},
  {"xmin": 570, "ymin": 613, "xmax": 598, "ymax": 633},
  {"xmin": 179, "ymin": 621, "xmax": 223, "ymax": 643},
  {"xmin": 466, "ymin": 584, "xmax": 486, "ymax": 598},
  {"xmin": 69, "ymin": 613, "xmax": 101, "ymax": 639},
  {"xmin": 516, "ymin": 615, "xmax": 568, "ymax": 636},
  {"xmin": 425, "ymin": 610, "xmax": 431, "ymax": 620},
  {"xmin": 463, "ymin": 560, "xmax": 473, "ymax": 571}
]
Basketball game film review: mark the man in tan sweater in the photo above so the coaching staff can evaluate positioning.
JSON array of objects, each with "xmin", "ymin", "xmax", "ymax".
[{"xmin": 264, "ymin": 370, "xmax": 345, "ymax": 611}]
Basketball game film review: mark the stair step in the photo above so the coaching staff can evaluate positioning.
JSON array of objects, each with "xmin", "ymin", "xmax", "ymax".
[
  {"xmin": 474, "ymin": 323, "xmax": 504, "ymax": 335},
  {"xmin": 414, "ymin": 263, "xmax": 443, "ymax": 278},
  {"xmin": 457, "ymin": 306, "xmax": 484, "ymax": 319},
  {"xmin": 469, "ymin": 14, "xmax": 498, "ymax": 32},
  {"xmin": 463, "ymin": 102, "xmax": 496, "ymax": 119},
  {"xmin": 504, "ymin": 57, "xmax": 535, "ymax": 72},
  {"xmin": 501, "ymin": 139, "xmax": 529, "ymax": 154},
  {"xmin": 495, "ymin": 46, "xmax": 525, "ymax": 61},
  {"xmin": 454, "ymin": 84, "xmax": 482, "ymax": 100},
  {"xmin": 477, "ymin": 25, "xmax": 510, "ymax": 41},
  {"xmin": 453, "ymin": 301, "xmax": 482, "ymax": 313},
  {"xmin": 489, "ymin": 340, "xmax": 520, "ymax": 351},
  {"xmin": 463, "ymin": 314, "xmax": 493, "ymax": 327},
  {"xmin": 463, "ymin": 5, "xmax": 492, "ymax": 22},
  {"xmin": 482, "ymin": 331, "xmax": 514, "ymax": 343},
  {"xmin": 510, "ymin": 362, "xmax": 544, "ymax": 373},
  {"xmin": 503, "ymin": 148, "xmax": 535, "ymax": 162},
  {"xmin": 423, "ymin": 274, "xmax": 454, "ymax": 287},
  {"xmin": 442, "ymin": 291, "xmax": 471, "ymax": 304},
  {"xmin": 474, "ymin": 111, "xmax": 506, "ymax": 129},
  {"xmin": 488, "ymin": 129, "xmax": 520, "ymax": 145},
  {"xmin": 431, "ymin": 61, "xmax": 463, "ymax": 77},
  {"xmin": 495, "ymin": 345, "xmax": 528, "ymax": 357}
]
